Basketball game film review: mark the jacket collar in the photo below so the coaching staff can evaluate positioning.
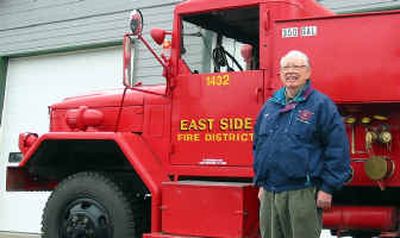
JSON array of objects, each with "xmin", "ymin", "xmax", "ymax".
[{"xmin": 269, "ymin": 80, "xmax": 313, "ymax": 106}]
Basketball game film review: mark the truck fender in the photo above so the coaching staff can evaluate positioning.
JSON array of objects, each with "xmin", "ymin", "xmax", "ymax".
[{"xmin": 8, "ymin": 131, "xmax": 168, "ymax": 232}]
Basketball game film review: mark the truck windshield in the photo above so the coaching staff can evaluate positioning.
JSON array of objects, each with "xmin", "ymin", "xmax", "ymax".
[{"xmin": 181, "ymin": 6, "xmax": 259, "ymax": 73}]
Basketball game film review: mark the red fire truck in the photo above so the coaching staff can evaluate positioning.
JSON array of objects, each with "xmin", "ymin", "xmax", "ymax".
[{"xmin": 6, "ymin": 0, "xmax": 400, "ymax": 237}]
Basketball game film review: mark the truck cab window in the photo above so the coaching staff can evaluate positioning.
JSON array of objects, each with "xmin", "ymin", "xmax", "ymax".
[{"xmin": 181, "ymin": 6, "xmax": 259, "ymax": 73}]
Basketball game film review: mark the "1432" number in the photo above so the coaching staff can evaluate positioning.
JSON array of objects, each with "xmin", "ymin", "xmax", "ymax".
[{"xmin": 205, "ymin": 74, "xmax": 230, "ymax": 86}]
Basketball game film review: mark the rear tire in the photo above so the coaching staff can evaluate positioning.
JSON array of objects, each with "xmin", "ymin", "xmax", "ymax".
[{"xmin": 42, "ymin": 171, "xmax": 142, "ymax": 238}]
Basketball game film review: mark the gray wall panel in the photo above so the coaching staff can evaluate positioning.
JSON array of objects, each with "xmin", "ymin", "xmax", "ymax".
[
  {"xmin": 0, "ymin": 0, "xmax": 181, "ymax": 56},
  {"xmin": 319, "ymin": 0, "xmax": 400, "ymax": 13},
  {"xmin": 0, "ymin": 0, "xmax": 180, "ymax": 30}
]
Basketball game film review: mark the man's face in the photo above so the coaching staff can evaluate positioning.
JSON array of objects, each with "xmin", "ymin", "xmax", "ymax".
[{"xmin": 280, "ymin": 57, "xmax": 311, "ymax": 91}]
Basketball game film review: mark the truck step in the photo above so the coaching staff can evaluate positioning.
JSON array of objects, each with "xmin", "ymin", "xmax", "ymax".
[{"xmin": 160, "ymin": 181, "xmax": 259, "ymax": 238}]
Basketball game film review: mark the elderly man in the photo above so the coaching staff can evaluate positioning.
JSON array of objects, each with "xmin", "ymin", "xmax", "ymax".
[{"xmin": 253, "ymin": 50, "xmax": 351, "ymax": 238}]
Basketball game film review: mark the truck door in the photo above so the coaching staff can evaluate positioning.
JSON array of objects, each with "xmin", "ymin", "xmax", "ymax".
[{"xmin": 171, "ymin": 6, "xmax": 264, "ymax": 169}]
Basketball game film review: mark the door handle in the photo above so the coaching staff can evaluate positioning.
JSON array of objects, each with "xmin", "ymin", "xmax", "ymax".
[{"xmin": 255, "ymin": 87, "xmax": 263, "ymax": 104}]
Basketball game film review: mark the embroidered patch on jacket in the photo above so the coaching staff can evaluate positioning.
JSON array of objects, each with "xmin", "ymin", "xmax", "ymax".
[{"xmin": 297, "ymin": 110, "xmax": 314, "ymax": 124}]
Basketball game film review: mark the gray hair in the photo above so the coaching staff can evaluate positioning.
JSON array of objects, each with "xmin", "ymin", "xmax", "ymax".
[{"xmin": 280, "ymin": 50, "xmax": 310, "ymax": 67}]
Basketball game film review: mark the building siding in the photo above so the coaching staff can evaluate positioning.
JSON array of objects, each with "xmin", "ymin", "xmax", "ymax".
[
  {"xmin": 0, "ymin": 0, "xmax": 180, "ymax": 56},
  {"xmin": 319, "ymin": 0, "xmax": 400, "ymax": 13}
]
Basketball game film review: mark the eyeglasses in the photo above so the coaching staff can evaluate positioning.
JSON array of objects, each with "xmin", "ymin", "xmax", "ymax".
[{"xmin": 281, "ymin": 65, "xmax": 308, "ymax": 71}]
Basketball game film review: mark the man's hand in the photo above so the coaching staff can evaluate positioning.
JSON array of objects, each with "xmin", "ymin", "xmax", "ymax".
[
  {"xmin": 317, "ymin": 190, "xmax": 332, "ymax": 210},
  {"xmin": 258, "ymin": 187, "xmax": 264, "ymax": 201}
]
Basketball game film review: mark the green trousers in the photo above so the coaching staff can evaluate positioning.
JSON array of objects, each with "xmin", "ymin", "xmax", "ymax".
[{"xmin": 259, "ymin": 187, "xmax": 322, "ymax": 238}]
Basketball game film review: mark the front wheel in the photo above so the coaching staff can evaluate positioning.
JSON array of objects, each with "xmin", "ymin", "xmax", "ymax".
[{"xmin": 42, "ymin": 171, "xmax": 142, "ymax": 238}]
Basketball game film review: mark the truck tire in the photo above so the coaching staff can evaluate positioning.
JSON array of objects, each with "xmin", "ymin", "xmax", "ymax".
[{"xmin": 42, "ymin": 171, "xmax": 141, "ymax": 238}]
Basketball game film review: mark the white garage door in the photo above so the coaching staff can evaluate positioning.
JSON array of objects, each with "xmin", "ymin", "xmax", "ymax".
[{"xmin": 0, "ymin": 46, "xmax": 123, "ymax": 233}]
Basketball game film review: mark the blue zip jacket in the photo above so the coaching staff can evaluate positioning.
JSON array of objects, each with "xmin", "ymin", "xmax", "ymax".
[{"xmin": 253, "ymin": 81, "xmax": 351, "ymax": 193}]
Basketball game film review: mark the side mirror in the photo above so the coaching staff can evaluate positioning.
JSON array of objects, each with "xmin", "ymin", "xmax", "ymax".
[
  {"xmin": 123, "ymin": 9, "xmax": 170, "ymax": 88},
  {"xmin": 129, "ymin": 10, "xmax": 144, "ymax": 36},
  {"xmin": 123, "ymin": 9, "xmax": 143, "ymax": 87},
  {"xmin": 123, "ymin": 34, "xmax": 134, "ymax": 87}
]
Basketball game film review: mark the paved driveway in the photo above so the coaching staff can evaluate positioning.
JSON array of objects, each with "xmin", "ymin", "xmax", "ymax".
[
  {"xmin": 0, "ymin": 230, "xmax": 338, "ymax": 238},
  {"xmin": 0, "ymin": 232, "xmax": 39, "ymax": 238}
]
